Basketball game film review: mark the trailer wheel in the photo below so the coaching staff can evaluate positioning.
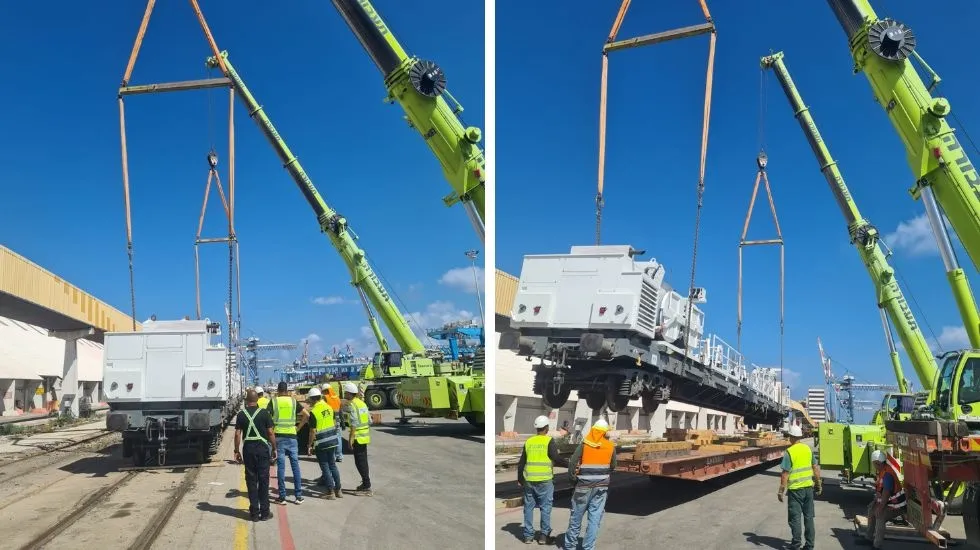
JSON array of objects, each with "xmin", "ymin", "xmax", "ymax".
[
  {"xmin": 584, "ymin": 392, "xmax": 605, "ymax": 411},
  {"xmin": 541, "ymin": 380, "xmax": 570, "ymax": 409},
  {"xmin": 364, "ymin": 388, "xmax": 389, "ymax": 410}
]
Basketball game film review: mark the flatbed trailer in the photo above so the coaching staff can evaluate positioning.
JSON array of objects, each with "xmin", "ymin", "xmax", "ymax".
[
  {"xmin": 884, "ymin": 419, "xmax": 980, "ymax": 548},
  {"xmin": 614, "ymin": 441, "xmax": 790, "ymax": 481}
]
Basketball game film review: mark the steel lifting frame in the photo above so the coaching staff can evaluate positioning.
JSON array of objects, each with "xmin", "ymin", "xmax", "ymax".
[
  {"xmin": 736, "ymin": 151, "xmax": 785, "ymax": 356},
  {"xmin": 594, "ymin": 0, "xmax": 716, "ymax": 244},
  {"xmin": 116, "ymin": 0, "xmax": 242, "ymax": 335}
]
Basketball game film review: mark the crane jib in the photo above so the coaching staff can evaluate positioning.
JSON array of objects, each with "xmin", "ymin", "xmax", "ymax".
[{"xmin": 333, "ymin": 0, "xmax": 402, "ymax": 75}]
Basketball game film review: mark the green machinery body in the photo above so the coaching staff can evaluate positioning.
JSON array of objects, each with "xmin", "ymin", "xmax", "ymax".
[
  {"xmin": 825, "ymin": 0, "xmax": 980, "ymax": 424},
  {"xmin": 817, "ymin": 422, "xmax": 886, "ymax": 481},
  {"xmin": 330, "ymin": 0, "xmax": 486, "ymax": 238},
  {"xmin": 205, "ymin": 51, "xmax": 482, "ymax": 426},
  {"xmin": 825, "ymin": 0, "xmax": 980, "ymax": 350}
]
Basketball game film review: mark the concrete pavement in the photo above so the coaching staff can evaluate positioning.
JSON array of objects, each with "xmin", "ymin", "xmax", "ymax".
[
  {"xmin": 495, "ymin": 465, "xmax": 968, "ymax": 549},
  {"xmin": 156, "ymin": 416, "xmax": 485, "ymax": 549}
]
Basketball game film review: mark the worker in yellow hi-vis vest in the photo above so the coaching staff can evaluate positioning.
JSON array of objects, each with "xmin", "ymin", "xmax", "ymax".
[
  {"xmin": 777, "ymin": 425, "xmax": 822, "ymax": 550},
  {"xmin": 517, "ymin": 415, "xmax": 568, "ymax": 545},
  {"xmin": 255, "ymin": 386, "xmax": 270, "ymax": 410},
  {"xmin": 271, "ymin": 381, "xmax": 310, "ymax": 504},
  {"xmin": 343, "ymin": 382, "xmax": 373, "ymax": 496}
]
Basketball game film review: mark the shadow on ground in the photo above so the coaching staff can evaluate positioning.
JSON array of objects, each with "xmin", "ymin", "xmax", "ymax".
[
  {"xmin": 374, "ymin": 422, "xmax": 484, "ymax": 443},
  {"xmin": 197, "ymin": 501, "xmax": 251, "ymax": 520}
]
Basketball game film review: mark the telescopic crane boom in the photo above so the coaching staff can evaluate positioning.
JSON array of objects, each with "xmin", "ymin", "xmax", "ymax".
[
  {"xmin": 824, "ymin": 0, "xmax": 980, "ymax": 348},
  {"xmin": 761, "ymin": 51, "xmax": 933, "ymax": 392},
  {"xmin": 330, "ymin": 0, "xmax": 486, "ymax": 242},
  {"xmin": 205, "ymin": 51, "xmax": 425, "ymax": 357}
]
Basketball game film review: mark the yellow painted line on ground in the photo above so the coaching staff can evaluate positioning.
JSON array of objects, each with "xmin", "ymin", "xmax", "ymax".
[{"xmin": 234, "ymin": 466, "xmax": 250, "ymax": 549}]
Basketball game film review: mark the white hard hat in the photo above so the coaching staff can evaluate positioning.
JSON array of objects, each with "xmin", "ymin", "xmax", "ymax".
[
  {"xmin": 255, "ymin": 386, "xmax": 264, "ymax": 394},
  {"xmin": 592, "ymin": 418, "xmax": 609, "ymax": 432},
  {"xmin": 343, "ymin": 382, "xmax": 360, "ymax": 395},
  {"xmin": 322, "ymin": 383, "xmax": 332, "ymax": 390},
  {"xmin": 533, "ymin": 415, "xmax": 550, "ymax": 429},
  {"xmin": 872, "ymin": 450, "xmax": 886, "ymax": 463},
  {"xmin": 788, "ymin": 425, "xmax": 803, "ymax": 438},
  {"xmin": 307, "ymin": 387, "xmax": 321, "ymax": 398}
]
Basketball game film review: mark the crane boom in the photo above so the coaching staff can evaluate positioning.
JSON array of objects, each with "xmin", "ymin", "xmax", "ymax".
[
  {"xmin": 329, "ymin": 0, "xmax": 486, "ymax": 241},
  {"xmin": 824, "ymin": 0, "xmax": 980, "ymax": 348},
  {"xmin": 206, "ymin": 51, "xmax": 425, "ymax": 355},
  {"xmin": 761, "ymin": 51, "xmax": 936, "ymax": 392}
]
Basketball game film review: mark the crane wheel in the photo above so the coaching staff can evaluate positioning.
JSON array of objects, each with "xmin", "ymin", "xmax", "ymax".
[
  {"xmin": 364, "ymin": 388, "xmax": 388, "ymax": 411},
  {"xmin": 387, "ymin": 388, "xmax": 401, "ymax": 408}
]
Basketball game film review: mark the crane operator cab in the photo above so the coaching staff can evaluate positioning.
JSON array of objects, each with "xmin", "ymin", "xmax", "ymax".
[
  {"xmin": 872, "ymin": 393, "xmax": 916, "ymax": 425},
  {"xmin": 930, "ymin": 351, "xmax": 980, "ymax": 429},
  {"xmin": 371, "ymin": 351, "xmax": 403, "ymax": 377}
]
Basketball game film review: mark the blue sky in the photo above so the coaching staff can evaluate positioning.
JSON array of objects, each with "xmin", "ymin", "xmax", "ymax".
[
  {"xmin": 496, "ymin": 1, "xmax": 980, "ymax": 421},
  {"xmin": 0, "ymin": 1, "xmax": 485, "ymax": 371}
]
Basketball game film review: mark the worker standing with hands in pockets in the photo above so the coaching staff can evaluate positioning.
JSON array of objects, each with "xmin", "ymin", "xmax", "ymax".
[{"xmin": 777, "ymin": 424, "xmax": 822, "ymax": 550}]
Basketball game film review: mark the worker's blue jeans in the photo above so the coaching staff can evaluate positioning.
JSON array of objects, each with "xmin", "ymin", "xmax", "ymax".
[
  {"xmin": 564, "ymin": 486, "xmax": 608, "ymax": 550},
  {"xmin": 276, "ymin": 437, "xmax": 303, "ymax": 499},
  {"xmin": 522, "ymin": 480, "xmax": 554, "ymax": 540},
  {"xmin": 315, "ymin": 446, "xmax": 341, "ymax": 491},
  {"xmin": 335, "ymin": 432, "xmax": 344, "ymax": 460}
]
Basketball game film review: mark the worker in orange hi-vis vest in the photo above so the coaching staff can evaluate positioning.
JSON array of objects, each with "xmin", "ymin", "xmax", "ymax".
[
  {"xmin": 866, "ymin": 450, "xmax": 907, "ymax": 548},
  {"xmin": 563, "ymin": 418, "xmax": 617, "ymax": 550},
  {"xmin": 322, "ymin": 384, "xmax": 343, "ymax": 462}
]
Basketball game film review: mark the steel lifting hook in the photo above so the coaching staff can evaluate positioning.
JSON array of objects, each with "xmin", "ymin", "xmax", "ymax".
[{"xmin": 207, "ymin": 149, "xmax": 218, "ymax": 169}]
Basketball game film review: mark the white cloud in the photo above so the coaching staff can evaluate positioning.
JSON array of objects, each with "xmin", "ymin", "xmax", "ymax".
[
  {"xmin": 439, "ymin": 267, "xmax": 485, "ymax": 294},
  {"xmin": 306, "ymin": 333, "xmax": 322, "ymax": 342},
  {"xmin": 930, "ymin": 325, "xmax": 969, "ymax": 353},
  {"xmin": 884, "ymin": 213, "xmax": 961, "ymax": 257},
  {"xmin": 312, "ymin": 296, "xmax": 348, "ymax": 306},
  {"xmin": 406, "ymin": 300, "xmax": 479, "ymax": 342}
]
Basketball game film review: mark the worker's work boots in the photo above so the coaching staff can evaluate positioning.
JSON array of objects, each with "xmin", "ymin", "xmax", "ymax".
[
  {"xmin": 355, "ymin": 484, "xmax": 373, "ymax": 496},
  {"xmin": 334, "ymin": 489, "xmax": 343, "ymax": 499},
  {"xmin": 324, "ymin": 492, "xmax": 335, "ymax": 500}
]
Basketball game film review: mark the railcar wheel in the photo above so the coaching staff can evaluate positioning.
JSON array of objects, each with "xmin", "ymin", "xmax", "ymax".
[{"xmin": 541, "ymin": 380, "xmax": 570, "ymax": 409}]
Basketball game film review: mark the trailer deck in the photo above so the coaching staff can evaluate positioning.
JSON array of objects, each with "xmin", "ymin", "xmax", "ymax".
[{"xmin": 613, "ymin": 437, "xmax": 790, "ymax": 481}]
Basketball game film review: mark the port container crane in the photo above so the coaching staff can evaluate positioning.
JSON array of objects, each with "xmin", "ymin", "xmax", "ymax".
[{"xmin": 330, "ymin": 0, "xmax": 486, "ymax": 242}]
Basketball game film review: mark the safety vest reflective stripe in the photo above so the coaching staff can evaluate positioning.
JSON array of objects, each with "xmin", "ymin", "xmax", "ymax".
[
  {"xmin": 311, "ymin": 402, "xmax": 338, "ymax": 449},
  {"xmin": 524, "ymin": 435, "xmax": 554, "ymax": 482},
  {"xmin": 879, "ymin": 466, "xmax": 907, "ymax": 509},
  {"xmin": 786, "ymin": 443, "xmax": 814, "ymax": 490},
  {"xmin": 271, "ymin": 396, "xmax": 297, "ymax": 435},
  {"xmin": 577, "ymin": 463, "xmax": 612, "ymax": 483},
  {"xmin": 243, "ymin": 407, "xmax": 268, "ymax": 445},
  {"xmin": 349, "ymin": 398, "xmax": 371, "ymax": 445}
]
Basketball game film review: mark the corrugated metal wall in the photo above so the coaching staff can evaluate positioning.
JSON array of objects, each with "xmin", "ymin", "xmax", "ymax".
[
  {"xmin": 0, "ymin": 246, "xmax": 140, "ymax": 333},
  {"xmin": 495, "ymin": 269, "xmax": 518, "ymax": 317}
]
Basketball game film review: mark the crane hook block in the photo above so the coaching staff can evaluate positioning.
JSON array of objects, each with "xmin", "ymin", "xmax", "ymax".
[
  {"xmin": 756, "ymin": 151, "xmax": 768, "ymax": 170},
  {"xmin": 408, "ymin": 59, "xmax": 447, "ymax": 98},
  {"xmin": 868, "ymin": 19, "xmax": 916, "ymax": 61},
  {"xmin": 207, "ymin": 151, "xmax": 219, "ymax": 168}
]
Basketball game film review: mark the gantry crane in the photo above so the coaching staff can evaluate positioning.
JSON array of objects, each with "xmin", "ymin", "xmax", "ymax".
[
  {"xmin": 243, "ymin": 337, "xmax": 297, "ymax": 386},
  {"xmin": 329, "ymin": 0, "xmax": 486, "ymax": 242}
]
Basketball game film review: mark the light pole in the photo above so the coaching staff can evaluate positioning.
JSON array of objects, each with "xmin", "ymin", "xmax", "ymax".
[{"xmin": 465, "ymin": 249, "xmax": 485, "ymax": 326}]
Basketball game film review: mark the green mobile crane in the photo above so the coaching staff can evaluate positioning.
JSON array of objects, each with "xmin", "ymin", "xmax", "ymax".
[
  {"xmin": 761, "ymin": 50, "xmax": 938, "ymax": 481},
  {"xmin": 205, "ymin": 51, "xmax": 484, "ymax": 428},
  {"xmin": 824, "ymin": 0, "xmax": 980, "ymax": 425},
  {"xmin": 330, "ymin": 0, "xmax": 486, "ymax": 242}
]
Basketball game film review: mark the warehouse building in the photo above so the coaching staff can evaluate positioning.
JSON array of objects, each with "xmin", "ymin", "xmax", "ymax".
[
  {"xmin": 495, "ymin": 269, "xmax": 742, "ymax": 436},
  {"xmin": 0, "ymin": 313, "xmax": 106, "ymax": 416}
]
